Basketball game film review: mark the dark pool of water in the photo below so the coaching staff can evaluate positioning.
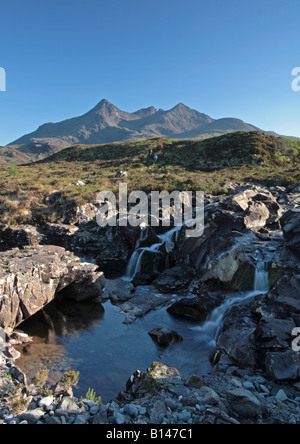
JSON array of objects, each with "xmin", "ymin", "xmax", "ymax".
[{"xmin": 16, "ymin": 288, "xmax": 214, "ymax": 403}]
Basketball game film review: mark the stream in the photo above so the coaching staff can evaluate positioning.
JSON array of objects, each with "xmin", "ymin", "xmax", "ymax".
[{"xmin": 15, "ymin": 226, "xmax": 270, "ymax": 404}]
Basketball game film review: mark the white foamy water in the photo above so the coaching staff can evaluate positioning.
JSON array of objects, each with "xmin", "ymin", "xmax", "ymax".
[{"xmin": 191, "ymin": 262, "xmax": 270, "ymax": 346}]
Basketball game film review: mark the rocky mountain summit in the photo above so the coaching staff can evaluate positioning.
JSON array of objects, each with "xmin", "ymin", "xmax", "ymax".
[{"xmin": 2, "ymin": 100, "xmax": 265, "ymax": 165}]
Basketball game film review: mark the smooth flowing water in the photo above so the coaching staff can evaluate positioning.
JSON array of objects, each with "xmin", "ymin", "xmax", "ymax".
[
  {"xmin": 15, "ymin": 221, "xmax": 270, "ymax": 404},
  {"xmin": 190, "ymin": 261, "xmax": 270, "ymax": 348},
  {"xmin": 124, "ymin": 225, "xmax": 182, "ymax": 280}
]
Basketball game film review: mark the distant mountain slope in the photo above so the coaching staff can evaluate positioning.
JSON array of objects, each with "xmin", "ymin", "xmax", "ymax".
[
  {"xmin": 0, "ymin": 131, "xmax": 299, "ymax": 226},
  {"xmin": 9, "ymin": 100, "xmax": 219, "ymax": 146},
  {"xmin": 2, "ymin": 100, "xmax": 270, "ymax": 165}
]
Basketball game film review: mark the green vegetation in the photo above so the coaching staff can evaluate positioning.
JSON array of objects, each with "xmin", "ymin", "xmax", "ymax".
[
  {"xmin": 32, "ymin": 369, "xmax": 49, "ymax": 389},
  {"xmin": 0, "ymin": 376, "xmax": 31, "ymax": 414},
  {"xmin": 81, "ymin": 388, "xmax": 102, "ymax": 406},
  {"xmin": 0, "ymin": 131, "xmax": 299, "ymax": 225},
  {"xmin": 60, "ymin": 370, "xmax": 80, "ymax": 389}
]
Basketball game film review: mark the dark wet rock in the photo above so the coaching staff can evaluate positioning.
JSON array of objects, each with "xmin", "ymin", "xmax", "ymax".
[
  {"xmin": 226, "ymin": 388, "xmax": 262, "ymax": 418},
  {"xmin": 280, "ymin": 210, "xmax": 300, "ymax": 260},
  {"xmin": 215, "ymin": 302, "xmax": 257, "ymax": 368},
  {"xmin": 148, "ymin": 328, "xmax": 183, "ymax": 346},
  {"xmin": 138, "ymin": 250, "xmax": 164, "ymax": 275},
  {"xmin": 186, "ymin": 375, "xmax": 207, "ymax": 389},
  {"xmin": 265, "ymin": 351, "xmax": 300, "ymax": 381},
  {"xmin": 266, "ymin": 274, "xmax": 300, "ymax": 316},
  {"xmin": 167, "ymin": 290, "xmax": 224, "ymax": 322},
  {"xmin": 254, "ymin": 317, "xmax": 295, "ymax": 350},
  {"xmin": 132, "ymin": 271, "xmax": 158, "ymax": 286},
  {"xmin": 153, "ymin": 266, "xmax": 196, "ymax": 293},
  {"xmin": 104, "ymin": 278, "xmax": 134, "ymax": 304},
  {"xmin": 119, "ymin": 286, "xmax": 171, "ymax": 324},
  {"xmin": 68, "ymin": 221, "xmax": 140, "ymax": 274}
]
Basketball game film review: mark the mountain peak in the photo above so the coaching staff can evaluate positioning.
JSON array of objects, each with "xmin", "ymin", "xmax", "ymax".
[
  {"xmin": 93, "ymin": 99, "xmax": 115, "ymax": 110},
  {"xmin": 172, "ymin": 102, "xmax": 191, "ymax": 110},
  {"xmin": 8, "ymin": 100, "xmax": 263, "ymax": 150}
]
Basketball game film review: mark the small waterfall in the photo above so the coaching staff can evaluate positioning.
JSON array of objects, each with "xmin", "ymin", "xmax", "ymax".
[
  {"xmin": 192, "ymin": 262, "xmax": 269, "ymax": 347},
  {"xmin": 124, "ymin": 225, "xmax": 182, "ymax": 281},
  {"xmin": 254, "ymin": 261, "xmax": 269, "ymax": 293}
]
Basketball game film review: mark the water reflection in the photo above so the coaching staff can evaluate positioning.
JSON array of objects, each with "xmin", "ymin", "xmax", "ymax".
[
  {"xmin": 19, "ymin": 296, "xmax": 105, "ymax": 342},
  {"xmin": 16, "ymin": 293, "xmax": 214, "ymax": 403}
]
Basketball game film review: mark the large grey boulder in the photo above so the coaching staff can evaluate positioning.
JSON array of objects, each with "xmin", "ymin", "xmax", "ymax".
[
  {"xmin": 0, "ymin": 245, "xmax": 105, "ymax": 328},
  {"xmin": 231, "ymin": 187, "xmax": 282, "ymax": 230},
  {"xmin": 265, "ymin": 351, "xmax": 300, "ymax": 381},
  {"xmin": 226, "ymin": 388, "xmax": 262, "ymax": 418}
]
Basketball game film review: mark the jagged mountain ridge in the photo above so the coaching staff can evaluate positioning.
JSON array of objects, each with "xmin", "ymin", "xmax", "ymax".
[
  {"xmin": 9, "ymin": 99, "xmax": 261, "ymax": 146},
  {"xmin": 0, "ymin": 99, "xmax": 272, "ymax": 165}
]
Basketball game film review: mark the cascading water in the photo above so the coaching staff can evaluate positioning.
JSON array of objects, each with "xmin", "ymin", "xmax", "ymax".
[
  {"xmin": 192, "ymin": 261, "xmax": 270, "ymax": 348},
  {"xmin": 254, "ymin": 261, "xmax": 269, "ymax": 293},
  {"xmin": 123, "ymin": 225, "xmax": 182, "ymax": 281}
]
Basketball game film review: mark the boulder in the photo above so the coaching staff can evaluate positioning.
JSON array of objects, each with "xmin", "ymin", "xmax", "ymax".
[
  {"xmin": 226, "ymin": 388, "xmax": 261, "ymax": 418},
  {"xmin": 0, "ymin": 245, "xmax": 105, "ymax": 328},
  {"xmin": 265, "ymin": 351, "xmax": 300, "ymax": 381},
  {"xmin": 0, "ymin": 225, "xmax": 45, "ymax": 251},
  {"xmin": 244, "ymin": 201, "xmax": 270, "ymax": 230},
  {"xmin": 254, "ymin": 317, "xmax": 295, "ymax": 350},
  {"xmin": 148, "ymin": 328, "xmax": 183, "ymax": 346},
  {"xmin": 280, "ymin": 210, "xmax": 300, "ymax": 260},
  {"xmin": 230, "ymin": 187, "xmax": 282, "ymax": 229},
  {"xmin": 116, "ymin": 171, "xmax": 128, "ymax": 178},
  {"xmin": 266, "ymin": 274, "xmax": 300, "ymax": 315},
  {"xmin": 167, "ymin": 292, "xmax": 224, "ymax": 322},
  {"xmin": 185, "ymin": 226, "xmax": 259, "ymax": 291},
  {"xmin": 68, "ymin": 221, "xmax": 140, "ymax": 274},
  {"xmin": 153, "ymin": 266, "xmax": 196, "ymax": 293},
  {"xmin": 63, "ymin": 203, "xmax": 99, "ymax": 225},
  {"xmin": 215, "ymin": 305, "xmax": 257, "ymax": 368}
]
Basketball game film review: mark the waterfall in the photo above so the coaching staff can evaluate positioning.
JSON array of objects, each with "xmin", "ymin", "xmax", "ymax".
[
  {"xmin": 191, "ymin": 262, "xmax": 269, "ymax": 346},
  {"xmin": 123, "ymin": 225, "xmax": 182, "ymax": 281},
  {"xmin": 254, "ymin": 261, "xmax": 269, "ymax": 293}
]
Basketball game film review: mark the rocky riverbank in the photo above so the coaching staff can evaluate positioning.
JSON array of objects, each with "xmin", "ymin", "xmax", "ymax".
[
  {"xmin": 0, "ymin": 181, "xmax": 300, "ymax": 424},
  {"xmin": 1, "ymin": 339, "xmax": 300, "ymax": 425}
]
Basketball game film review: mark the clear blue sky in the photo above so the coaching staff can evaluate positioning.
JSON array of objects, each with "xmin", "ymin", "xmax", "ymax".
[{"xmin": 0, "ymin": 0, "xmax": 299, "ymax": 145}]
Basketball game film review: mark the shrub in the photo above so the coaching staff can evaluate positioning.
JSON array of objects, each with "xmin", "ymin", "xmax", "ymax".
[
  {"xmin": 32, "ymin": 369, "xmax": 49, "ymax": 389},
  {"xmin": 8, "ymin": 166, "xmax": 18, "ymax": 176},
  {"xmin": 60, "ymin": 370, "xmax": 80, "ymax": 388},
  {"xmin": 81, "ymin": 388, "xmax": 102, "ymax": 406}
]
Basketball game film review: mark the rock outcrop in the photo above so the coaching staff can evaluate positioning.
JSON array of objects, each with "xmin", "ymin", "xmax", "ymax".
[
  {"xmin": 280, "ymin": 209, "xmax": 300, "ymax": 260},
  {"xmin": 230, "ymin": 187, "xmax": 282, "ymax": 230},
  {"xmin": 0, "ymin": 245, "xmax": 105, "ymax": 329}
]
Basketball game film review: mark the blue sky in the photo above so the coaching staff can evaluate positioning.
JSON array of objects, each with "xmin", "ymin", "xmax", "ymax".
[{"xmin": 0, "ymin": 0, "xmax": 299, "ymax": 145}]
